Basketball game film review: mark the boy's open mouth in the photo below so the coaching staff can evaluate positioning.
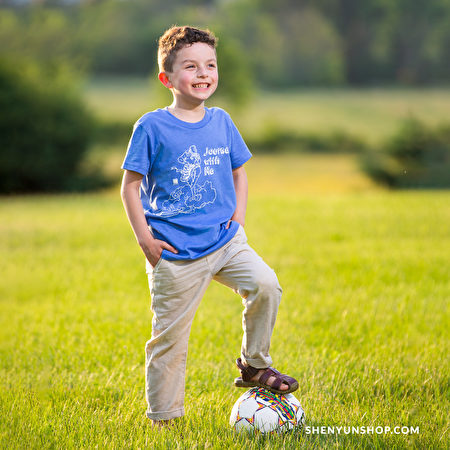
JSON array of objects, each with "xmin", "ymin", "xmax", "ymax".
[{"xmin": 192, "ymin": 83, "xmax": 210, "ymax": 88}]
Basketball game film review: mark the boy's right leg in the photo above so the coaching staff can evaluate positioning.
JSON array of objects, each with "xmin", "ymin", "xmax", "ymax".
[{"xmin": 145, "ymin": 258, "xmax": 212, "ymax": 421}]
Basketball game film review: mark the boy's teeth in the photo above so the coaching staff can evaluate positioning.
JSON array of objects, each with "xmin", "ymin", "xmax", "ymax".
[{"xmin": 193, "ymin": 84, "xmax": 208, "ymax": 88}]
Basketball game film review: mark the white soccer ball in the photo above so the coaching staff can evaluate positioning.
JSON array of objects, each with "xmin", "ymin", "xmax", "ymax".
[{"xmin": 230, "ymin": 387, "xmax": 305, "ymax": 434}]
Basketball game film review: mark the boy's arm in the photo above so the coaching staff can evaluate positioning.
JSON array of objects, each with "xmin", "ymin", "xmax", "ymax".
[
  {"xmin": 120, "ymin": 170, "xmax": 177, "ymax": 266},
  {"xmin": 229, "ymin": 165, "xmax": 248, "ymax": 228}
]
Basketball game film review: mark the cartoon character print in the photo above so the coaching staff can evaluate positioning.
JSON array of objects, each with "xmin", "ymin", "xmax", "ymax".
[
  {"xmin": 155, "ymin": 145, "xmax": 216, "ymax": 217},
  {"xmin": 172, "ymin": 145, "xmax": 202, "ymax": 201}
]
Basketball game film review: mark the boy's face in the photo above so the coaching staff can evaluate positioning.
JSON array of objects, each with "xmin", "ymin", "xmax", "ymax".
[{"xmin": 160, "ymin": 42, "xmax": 218, "ymax": 106}]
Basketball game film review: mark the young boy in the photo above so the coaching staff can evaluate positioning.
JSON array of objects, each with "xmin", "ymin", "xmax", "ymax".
[{"xmin": 120, "ymin": 26, "xmax": 298, "ymax": 425}]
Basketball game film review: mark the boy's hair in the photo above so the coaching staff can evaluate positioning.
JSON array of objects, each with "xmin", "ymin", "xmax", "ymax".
[{"xmin": 158, "ymin": 26, "xmax": 217, "ymax": 73}]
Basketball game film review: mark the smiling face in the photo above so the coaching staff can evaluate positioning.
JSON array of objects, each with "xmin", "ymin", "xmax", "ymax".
[{"xmin": 159, "ymin": 42, "xmax": 218, "ymax": 108}]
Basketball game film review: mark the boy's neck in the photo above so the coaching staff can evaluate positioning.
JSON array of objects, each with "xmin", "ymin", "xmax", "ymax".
[{"xmin": 167, "ymin": 100, "xmax": 206, "ymax": 123}]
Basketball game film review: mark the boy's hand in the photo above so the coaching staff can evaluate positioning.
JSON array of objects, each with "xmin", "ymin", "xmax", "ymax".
[
  {"xmin": 141, "ymin": 236, "xmax": 178, "ymax": 268},
  {"xmin": 120, "ymin": 170, "xmax": 178, "ymax": 267},
  {"xmin": 226, "ymin": 217, "xmax": 245, "ymax": 229}
]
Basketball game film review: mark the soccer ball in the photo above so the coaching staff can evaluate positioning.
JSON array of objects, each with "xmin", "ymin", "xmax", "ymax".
[{"xmin": 230, "ymin": 387, "xmax": 305, "ymax": 434}]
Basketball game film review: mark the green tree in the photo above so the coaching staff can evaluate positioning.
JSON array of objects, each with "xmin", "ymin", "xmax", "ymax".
[
  {"xmin": 0, "ymin": 59, "xmax": 96, "ymax": 193},
  {"xmin": 377, "ymin": 0, "xmax": 450, "ymax": 83},
  {"xmin": 317, "ymin": 0, "xmax": 450, "ymax": 84},
  {"xmin": 217, "ymin": 0, "xmax": 344, "ymax": 87}
]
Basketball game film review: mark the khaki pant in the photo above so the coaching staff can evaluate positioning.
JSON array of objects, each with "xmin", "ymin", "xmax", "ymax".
[{"xmin": 145, "ymin": 226, "xmax": 282, "ymax": 420}]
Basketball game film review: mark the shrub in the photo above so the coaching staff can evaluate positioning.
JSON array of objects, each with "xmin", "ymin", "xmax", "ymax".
[
  {"xmin": 361, "ymin": 117, "xmax": 450, "ymax": 188},
  {"xmin": 0, "ymin": 60, "xmax": 97, "ymax": 193}
]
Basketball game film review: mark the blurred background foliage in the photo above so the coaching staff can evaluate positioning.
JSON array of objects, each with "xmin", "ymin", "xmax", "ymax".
[
  {"xmin": 361, "ymin": 118, "xmax": 450, "ymax": 188},
  {"xmin": 0, "ymin": 0, "xmax": 450, "ymax": 192},
  {"xmin": 1, "ymin": 0, "xmax": 449, "ymax": 86},
  {"xmin": 0, "ymin": 57, "xmax": 104, "ymax": 193}
]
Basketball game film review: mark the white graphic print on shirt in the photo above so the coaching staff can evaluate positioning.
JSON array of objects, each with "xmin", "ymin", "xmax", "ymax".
[{"xmin": 156, "ymin": 145, "xmax": 217, "ymax": 217}]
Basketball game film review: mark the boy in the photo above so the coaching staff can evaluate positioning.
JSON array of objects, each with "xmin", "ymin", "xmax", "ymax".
[{"xmin": 120, "ymin": 26, "xmax": 298, "ymax": 425}]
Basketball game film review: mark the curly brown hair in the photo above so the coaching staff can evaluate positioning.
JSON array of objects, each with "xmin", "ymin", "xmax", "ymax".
[{"xmin": 158, "ymin": 26, "xmax": 217, "ymax": 73}]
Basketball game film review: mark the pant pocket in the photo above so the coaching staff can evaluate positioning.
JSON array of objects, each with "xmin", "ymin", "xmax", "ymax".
[
  {"xmin": 146, "ymin": 256, "xmax": 165, "ymax": 275},
  {"xmin": 235, "ymin": 225, "xmax": 248, "ymax": 244}
]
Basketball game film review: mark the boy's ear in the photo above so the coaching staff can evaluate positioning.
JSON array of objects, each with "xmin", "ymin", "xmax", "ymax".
[{"xmin": 158, "ymin": 72, "xmax": 173, "ymax": 89}]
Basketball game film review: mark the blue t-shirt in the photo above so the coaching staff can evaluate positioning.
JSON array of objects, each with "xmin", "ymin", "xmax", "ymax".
[{"xmin": 121, "ymin": 107, "xmax": 252, "ymax": 261}]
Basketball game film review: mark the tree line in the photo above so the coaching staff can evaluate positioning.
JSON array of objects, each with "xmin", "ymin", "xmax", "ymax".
[{"xmin": 1, "ymin": 0, "xmax": 449, "ymax": 87}]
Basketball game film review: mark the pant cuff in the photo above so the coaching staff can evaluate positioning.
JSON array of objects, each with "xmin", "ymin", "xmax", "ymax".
[
  {"xmin": 241, "ymin": 354, "xmax": 273, "ymax": 369},
  {"xmin": 146, "ymin": 407, "xmax": 184, "ymax": 421}
]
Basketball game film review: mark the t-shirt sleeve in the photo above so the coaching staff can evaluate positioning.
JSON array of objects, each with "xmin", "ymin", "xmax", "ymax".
[
  {"xmin": 228, "ymin": 117, "xmax": 252, "ymax": 169},
  {"xmin": 121, "ymin": 124, "xmax": 151, "ymax": 176}
]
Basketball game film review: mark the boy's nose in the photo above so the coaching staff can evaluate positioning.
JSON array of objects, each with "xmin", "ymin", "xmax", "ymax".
[{"xmin": 197, "ymin": 66, "xmax": 208, "ymax": 77}]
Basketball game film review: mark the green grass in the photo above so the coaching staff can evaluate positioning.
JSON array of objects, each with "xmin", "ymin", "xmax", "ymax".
[
  {"xmin": 83, "ymin": 77, "xmax": 450, "ymax": 145},
  {"xmin": 83, "ymin": 77, "xmax": 154, "ymax": 124},
  {"xmin": 1, "ymin": 155, "xmax": 449, "ymax": 448},
  {"xmin": 237, "ymin": 88, "xmax": 450, "ymax": 144}
]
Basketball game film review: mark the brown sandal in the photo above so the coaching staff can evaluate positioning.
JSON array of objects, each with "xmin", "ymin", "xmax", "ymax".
[{"xmin": 234, "ymin": 358, "xmax": 299, "ymax": 395}]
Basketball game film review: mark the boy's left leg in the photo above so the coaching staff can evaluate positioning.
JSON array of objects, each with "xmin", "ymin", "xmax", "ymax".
[
  {"xmin": 211, "ymin": 226, "xmax": 298, "ymax": 393},
  {"xmin": 212, "ymin": 227, "xmax": 281, "ymax": 369}
]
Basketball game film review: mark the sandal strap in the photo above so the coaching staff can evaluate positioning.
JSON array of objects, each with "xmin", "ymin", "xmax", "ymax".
[
  {"xmin": 259, "ymin": 367, "xmax": 296, "ymax": 390},
  {"xmin": 278, "ymin": 374, "xmax": 298, "ymax": 388},
  {"xmin": 237, "ymin": 358, "xmax": 298, "ymax": 390},
  {"xmin": 236, "ymin": 358, "xmax": 262, "ymax": 381},
  {"xmin": 271, "ymin": 376, "xmax": 284, "ymax": 391},
  {"xmin": 259, "ymin": 367, "xmax": 278, "ymax": 385}
]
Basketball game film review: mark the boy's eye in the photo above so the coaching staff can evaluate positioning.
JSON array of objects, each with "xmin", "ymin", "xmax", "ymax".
[
  {"xmin": 208, "ymin": 63, "xmax": 216, "ymax": 68},
  {"xmin": 185, "ymin": 65, "xmax": 195, "ymax": 69}
]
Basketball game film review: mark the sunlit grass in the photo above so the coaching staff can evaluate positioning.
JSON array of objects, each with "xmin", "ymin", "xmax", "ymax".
[
  {"xmin": 1, "ymin": 155, "xmax": 449, "ymax": 448},
  {"xmin": 246, "ymin": 153, "xmax": 377, "ymax": 194},
  {"xmin": 83, "ymin": 77, "xmax": 450, "ymax": 146},
  {"xmin": 83, "ymin": 76, "xmax": 153, "ymax": 124},
  {"xmin": 237, "ymin": 88, "xmax": 450, "ymax": 144}
]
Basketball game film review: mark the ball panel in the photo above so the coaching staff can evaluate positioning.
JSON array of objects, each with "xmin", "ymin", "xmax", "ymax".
[
  {"xmin": 237, "ymin": 397, "xmax": 259, "ymax": 419},
  {"xmin": 296, "ymin": 408, "xmax": 306, "ymax": 426},
  {"xmin": 229, "ymin": 402, "xmax": 240, "ymax": 426},
  {"xmin": 254, "ymin": 406, "xmax": 280, "ymax": 433},
  {"xmin": 233, "ymin": 417, "xmax": 253, "ymax": 432},
  {"xmin": 230, "ymin": 387, "xmax": 305, "ymax": 434}
]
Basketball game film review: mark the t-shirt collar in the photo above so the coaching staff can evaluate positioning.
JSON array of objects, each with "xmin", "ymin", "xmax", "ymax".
[{"xmin": 162, "ymin": 107, "xmax": 211, "ymax": 129}]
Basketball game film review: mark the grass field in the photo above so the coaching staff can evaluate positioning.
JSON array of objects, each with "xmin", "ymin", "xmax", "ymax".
[
  {"xmin": 84, "ymin": 77, "xmax": 450, "ymax": 144},
  {"xmin": 1, "ymin": 152, "xmax": 449, "ymax": 448},
  {"xmin": 2, "ymin": 82, "xmax": 449, "ymax": 448}
]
